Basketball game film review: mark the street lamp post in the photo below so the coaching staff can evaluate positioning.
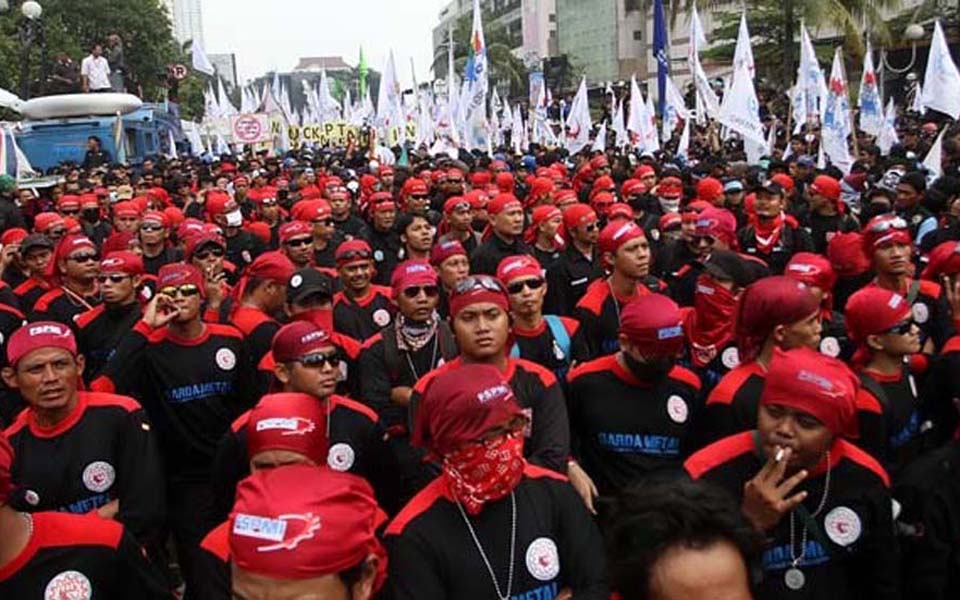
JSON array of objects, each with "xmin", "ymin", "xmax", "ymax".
[
  {"xmin": 879, "ymin": 23, "xmax": 926, "ymax": 101},
  {"xmin": 18, "ymin": 1, "xmax": 45, "ymax": 99}
]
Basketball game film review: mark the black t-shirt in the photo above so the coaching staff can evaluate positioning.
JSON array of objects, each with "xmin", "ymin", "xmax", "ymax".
[{"xmin": 385, "ymin": 466, "xmax": 609, "ymax": 600}]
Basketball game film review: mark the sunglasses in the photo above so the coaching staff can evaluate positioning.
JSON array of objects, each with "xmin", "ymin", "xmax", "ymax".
[
  {"xmin": 284, "ymin": 237, "xmax": 313, "ymax": 248},
  {"xmin": 60, "ymin": 209, "xmax": 80, "ymax": 216},
  {"xmin": 48, "ymin": 228, "xmax": 67, "ymax": 237},
  {"xmin": 261, "ymin": 199, "xmax": 278, "ymax": 206},
  {"xmin": 448, "ymin": 179, "xmax": 464, "ymax": 184},
  {"xmin": 506, "ymin": 278, "xmax": 545, "ymax": 295},
  {"xmin": 693, "ymin": 235, "xmax": 716, "ymax": 246},
  {"xmin": 160, "ymin": 284, "xmax": 201, "ymax": 297},
  {"xmin": 885, "ymin": 319, "xmax": 916, "ymax": 335},
  {"xmin": 140, "ymin": 224, "xmax": 164, "ymax": 232},
  {"xmin": 194, "ymin": 247, "xmax": 224, "ymax": 260},
  {"xmin": 402, "ymin": 285, "xmax": 439, "ymax": 299},
  {"xmin": 338, "ymin": 249, "xmax": 372, "ymax": 261},
  {"xmin": 296, "ymin": 351, "xmax": 341, "ymax": 368},
  {"xmin": 96, "ymin": 274, "xmax": 131, "ymax": 284},
  {"xmin": 454, "ymin": 275, "xmax": 506, "ymax": 295},
  {"xmin": 583, "ymin": 223, "xmax": 598, "ymax": 233},
  {"xmin": 312, "ymin": 218, "xmax": 335, "ymax": 227},
  {"xmin": 868, "ymin": 217, "xmax": 908, "ymax": 233},
  {"xmin": 68, "ymin": 253, "xmax": 100, "ymax": 263},
  {"xmin": 410, "ymin": 194, "xmax": 429, "ymax": 200}
]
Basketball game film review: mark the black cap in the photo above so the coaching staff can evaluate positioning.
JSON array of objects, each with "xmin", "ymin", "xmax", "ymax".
[
  {"xmin": 287, "ymin": 268, "xmax": 335, "ymax": 305},
  {"xmin": 759, "ymin": 180, "xmax": 785, "ymax": 197},
  {"xmin": 19, "ymin": 233, "xmax": 54, "ymax": 255}
]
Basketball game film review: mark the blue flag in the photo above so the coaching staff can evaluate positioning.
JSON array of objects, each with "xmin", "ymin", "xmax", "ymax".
[{"xmin": 653, "ymin": 0, "xmax": 669, "ymax": 117}]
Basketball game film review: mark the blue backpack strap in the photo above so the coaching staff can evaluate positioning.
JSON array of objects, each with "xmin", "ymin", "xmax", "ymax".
[
  {"xmin": 544, "ymin": 315, "xmax": 571, "ymax": 359},
  {"xmin": 510, "ymin": 342, "xmax": 521, "ymax": 358}
]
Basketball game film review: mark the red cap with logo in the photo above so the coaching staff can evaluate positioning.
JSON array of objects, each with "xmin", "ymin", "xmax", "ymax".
[
  {"xmin": 335, "ymin": 239, "xmax": 372, "ymax": 268},
  {"xmin": 760, "ymin": 347, "xmax": 860, "ymax": 437},
  {"xmin": 619, "ymin": 293, "xmax": 685, "ymax": 357},
  {"xmin": 79, "ymin": 193, "xmax": 99, "ymax": 209},
  {"xmin": 229, "ymin": 465, "xmax": 387, "ymax": 588},
  {"xmin": 844, "ymin": 286, "xmax": 912, "ymax": 344},
  {"xmin": 694, "ymin": 207, "xmax": 737, "ymax": 247},
  {"xmin": 430, "ymin": 239, "xmax": 467, "ymax": 266},
  {"xmin": 272, "ymin": 321, "xmax": 334, "ymax": 363},
  {"xmin": 58, "ymin": 195, "xmax": 81, "ymax": 211},
  {"xmin": 158, "ymin": 263, "xmax": 205, "ymax": 296},
  {"xmin": 810, "ymin": 175, "xmax": 841, "ymax": 202},
  {"xmin": 621, "ymin": 178, "xmax": 647, "ymax": 197},
  {"xmin": 598, "ymin": 220, "xmax": 645, "ymax": 256},
  {"xmin": 247, "ymin": 393, "xmax": 329, "ymax": 463},
  {"xmin": 785, "ymin": 252, "xmax": 837, "ymax": 294},
  {"xmin": 33, "ymin": 212, "xmax": 65, "ymax": 233},
  {"xmin": 113, "ymin": 202, "xmax": 141, "ymax": 219},
  {"xmin": 291, "ymin": 199, "xmax": 332, "ymax": 222},
  {"xmin": 488, "ymin": 193, "xmax": 522, "ymax": 216},
  {"xmin": 403, "ymin": 178, "xmax": 428, "ymax": 197},
  {"xmin": 391, "ymin": 259, "xmax": 437, "ymax": 294},
  {"xmin": 279, "ymin": 221, "xmax": 313, "ymax": 244},
  {"xmin": 7, "ymin": 321, "xmax": 77, "ymax": 368},
  {"xmin": 413, "ymin": 363, "xmax": 524, "ymax": 456},
  {"xmin": 497, "ymin": 255, "xmax": 542, "ymax": 285},
  {"xmin": 100, "ymin": 251, "xmax": 144, "ymax": 276}
]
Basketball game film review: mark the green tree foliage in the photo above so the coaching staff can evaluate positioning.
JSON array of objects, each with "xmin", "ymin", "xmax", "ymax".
[
  {"xmin": 431, "ymin": 8, "xmax": 529, "ymax": 99},
  {"xmin": 0, "ymin": 0, "xmax": 180, "ymax": 100}
]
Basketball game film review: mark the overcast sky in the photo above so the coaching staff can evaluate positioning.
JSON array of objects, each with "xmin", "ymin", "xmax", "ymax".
[{"xmin": 202, "ymin": 0, "xmax": 451, "ymax": 86}]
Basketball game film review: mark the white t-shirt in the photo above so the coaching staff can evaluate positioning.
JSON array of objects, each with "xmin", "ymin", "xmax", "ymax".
[{"xmin": 80, "ymin": 55, "xmax": 111, "ymax": 90}]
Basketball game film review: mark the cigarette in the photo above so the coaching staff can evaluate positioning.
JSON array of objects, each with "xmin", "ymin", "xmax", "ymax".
[{"xmin": 775, "ymin": 448, "xmax": 785, "ymax": 462}]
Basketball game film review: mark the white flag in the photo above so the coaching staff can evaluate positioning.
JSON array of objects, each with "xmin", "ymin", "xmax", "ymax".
[
  {"xmin": 733, "ymin": 11, "xmax": 755, "ymax": 80},
  {"xmin": 191, "ymin": 38, "xmax": 215, "ymax": 76},
  {"xmin": 689, "ymin": 4, "xmax": 720, "ymax": 122},
  {"xmin": 592, "ymin": 122, "xmax": 607, "ymax": 153},
  {"xmin": 821, "ymin": 48, "xmax": 853, "ymax": 174},
  {"xmin": 878, "ymin": 98, "xmax": 899, "ymax": 156},
  {"xmin": 923, "ymin": 127, "xmax": 946, "ymax": 181},
  {"xmin": 511, "ymin": 104, "xmax": 525, "ymax": 154},
  {"xmin": 166, "ymin": 129, "xmax": 178, "ymax": 160},
  {"xmin": 612, "ymin": 99, "xmax": 628, "ymax": 149},
  {"xmin": 203, "ymin": 85, "xmax": 221, "ymax": 119},
  {"xmin": 718, "ymin": 59, "xmax": 765, "ymax": 146},
  {"xmin": 922, "ymin": 21, "xmax": 960, "ymax": 119},
  {"xmin": 376, "ymin": 51, "xmax": 404, "ymax": 143},
  {"xmin": 217, "ymin": 78, "xmax": 238, "ymax": 116},
  {"xmin": 788, "ymin": 85, "xmax": 806, "ymax": 134},
  {"xmin": 911, "ymin": 80, "xmax": 926, "ymax": 114},
  {"xmin": 643, "ymin": 88, "xmax": 660, "ymax": 153},
  {"xmin": 797, "ymin": 23, "xmax": 825, "ymax": 125},
  {"xmin": 767, "ymin": 120, "xmax": 778, "ymax": 155},
  {"xmin": 677, "ymin": 116, "xmax": 691, "ymax": 160},
  {"xmin": 858, "ymin": 44, "xmax": 883, "ymax": 136},
  {"xmin": 662, "ymin": 75, "xmax": 689, "ymax": 142},
  {"xmin": 564, "ymin": 78, "xmax": 591, "ymax": 155}
]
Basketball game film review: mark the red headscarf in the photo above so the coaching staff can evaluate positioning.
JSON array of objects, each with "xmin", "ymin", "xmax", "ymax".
[{"xmin": 734, "ymin": 276, "xmax": 819, "ymax": 364}]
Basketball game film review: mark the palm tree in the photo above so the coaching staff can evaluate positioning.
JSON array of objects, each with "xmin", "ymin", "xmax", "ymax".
[{"xmin": 431, "ymin": 8, "xmax": 528, "ymax": 99}]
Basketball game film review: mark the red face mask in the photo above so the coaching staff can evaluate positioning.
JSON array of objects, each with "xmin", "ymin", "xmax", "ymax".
[
  {"xmin": 690, "ymin": 275, "xmax": 739, "ymax": 367},
  {"xmin": 442, "ymin": 430, "xmax": 525, "ymax": 515},
  {"xmin": 295, "ymin": 308, "xmax": 334, "ymax": 333}
]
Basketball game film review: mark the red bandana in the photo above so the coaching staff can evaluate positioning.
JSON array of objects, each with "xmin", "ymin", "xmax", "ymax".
[
  {"xmin": 689, "ymin": 275, "xmax": 738, "ymax": 367},
  {"xmin": 442, "ymin": 431, "xmax": 525, "ymax": 515},
  {"xmin": 752, "ymin": 213, "xmax": 784, "ymax": 253}
]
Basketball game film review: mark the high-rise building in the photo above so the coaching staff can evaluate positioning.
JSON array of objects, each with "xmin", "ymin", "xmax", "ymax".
[
  {"xmin": 555, "ymin": 0, "xmax": 645, "ymax": 86},
  {"xmin": 209, "ymin": 53, "xmax": 239, "ymax": 88},
  {"xmin": 431, "ymin": 0, "xmax": 558, "ymax": 79},
  {"xmin": 162, "ymin": 0, "xmax": 204, "ymax": 47}
]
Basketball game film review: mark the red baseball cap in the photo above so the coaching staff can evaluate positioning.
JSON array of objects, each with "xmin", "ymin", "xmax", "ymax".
[
  {"xmin": 33, "ymin": 212, "xmax": 65, "ymax": 234},
  {"xmin": 760, "ymin": 347, "xmax": 859, "ymax": 437},
  {"xmin": 6, "ymin": 321, "xmax": 77, "ymax": 368},
  {"xmin": 272, "ymin": 321, "xmax": 334, "ymax": 363},
  {"xmin": 810, "ymin": 175, "xmax": 841, "ymax": 202},
  {"xmin": 229, "ymin": 465, "xmax": 387, "ymax": 587},
  {"xmin": 619, "ymin": 293, "xmax": 685, "ymax": 357},
  {"xmin": 844, "ymin": 287, "xmax": 911, "ymax": 344},
  {"xmin": 158, "ymin": 263, "xmax": 204, "ymax": 296},
  {"xmin": 247, "ymin": 393, "xmax": 329, "ymax": 463},
  {"xmin": 412, "ymin": 363, "xmax": 525, "ymax": 456},
  {"xmin": 291, "ymin": 199, "xmax": 332, "ymax": 222},
  {"xmin": 785, "ymin": 253, "xmax": 837, "ymax": 293},
  {"xmin": 100, "ymin": 251, "xmax": 144, "ymax": 276},
  {"xmin": 1, "ymin": 228, "xmax": 27, "ymax": 246},
  {"xmin": 696, "ymin": 177, "xmax": 724, "ymax": 204},
  {"xmin": 391, "ymin": 259, "xmax": 437, "ymax": 294}
]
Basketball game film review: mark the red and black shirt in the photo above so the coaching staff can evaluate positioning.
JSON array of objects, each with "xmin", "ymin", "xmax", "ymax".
[
  {"xmin": 5, "ymin": 392, "xmax": 165, "ymax": 543},
  {"xmin": 0, "ymin": 512, "xmax": 171, "ymax": 598},
  {"xmin": 75, "ymin": 302, "xmax": 142, "ymax": 384},
  {"xmin": 333, "ymin": 285, "xmax": 395, "ymax": 341},
  {"xmin": 385, "ymin": 465, "xmax": 608, "ymax": 600},
  {"xmin": 229, "ymin": 305, "xmax": 280, "ymax": 366}
]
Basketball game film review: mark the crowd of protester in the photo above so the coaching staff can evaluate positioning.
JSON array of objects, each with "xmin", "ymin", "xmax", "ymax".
[{"xmin": 0, "ymin": 109, "xmax": 958, "ymax": 599}]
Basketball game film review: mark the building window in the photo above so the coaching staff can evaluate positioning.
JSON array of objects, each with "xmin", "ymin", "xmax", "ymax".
[
  {"xmin": 624, "ymin": 0, "xmax": 640, "ymax": 12},
  {"xmin": 633, "ymin": 30, "xmax": 642, "ymax": 41},
  {"xmin": 549, "ymin": 13, "xmax": 556, "ymax": 22}
]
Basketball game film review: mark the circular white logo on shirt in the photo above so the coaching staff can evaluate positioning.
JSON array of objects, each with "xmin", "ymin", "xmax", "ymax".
[
  {"xmin": 525, "ymin": 537, "xmax": 560, "ymax": 581},
  {"xmin": 327, "ymin": 443, "xmax": 355, "ymax": 471},
  {"xmin": 216, "ymin": 347, "xmax": 237, "ymax": 371},
  {"xmin": 141, "ymin": 286, "xmax": 153, "ymax": 301},
  {"xmin": 24, "ymin": 489, "xmax": 40, "ymax": 506},
  {"xmin": 241, "ymin": 250, "xmax": 252, "ymax": 264},
  {"xmin": 820, "ymin": 336, "xmax": 841, "ymax": 358},
  {"xmin": 374, "ymin": 249, "xmax": 384, "ymax": 262},
  {"xmin": 372, "ymin": 308, "xmax": 392, "ymax": 327},
  {"xmin": 44, "ymin": 570, "xmax": 92, "ymax": 600},
  {"xmin": 824, "ymin": 506, "xmax": 862, "ymax": 547},
  {"xmin": 338, "ymin": 360, "xmax": 349, "ymax": 382},
  {"xmin": 721, "ymin": 347, "xmax": 740, "ymax": 370},
  {"xmin": 82, "ymin": 461, "xmax": 115, "ymax": 493},
  {"xmin": 666, "ymin": 395, "xmax": 689, "ymax": 424},
  {"xmin": 290, "ymin": 274, "xmax": 304, "ymax": 288},
  {"xmin": 651, "ymin": 228, "xmax": 661, "ymax": 241},
  {"xmin": 912, "ymin": 303, "xmax": 929, "ymax": 324}
]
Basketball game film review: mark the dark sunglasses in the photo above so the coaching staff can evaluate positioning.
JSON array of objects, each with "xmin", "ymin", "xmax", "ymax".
[
  {"xmin": 296, "ymin": 351, "xmax": 340, "ymax": 368},
  {"xmin": 506, "ymin": 278, "xmax": 545, "ymax": 295},
  {"xmin": 583, "ymin": 223, "xmax": 598, "ymax": 233},
  {"xmin": 68, "ymin": 253, "xmax": 100, "ymax": 263},
  {"xmin": 338, "ymin": 249, "xmax": 371, "ymax": 262},
  {"xmin": 160, "ymin": 284, "xmax": 201, "ymax": 297},
  {"xmin": 692, "ymin": 235, "xmax": 716, "ymax": 246},
  {"xmin": 140, "ymin": 224, "xmax": 164, "ymax": 232},
  {"xmin": 885, "ymin": 319, "xmax": 916, "ymax": 335},
  {"xmin": 96, "ymin": 274, "xmax": 131, "ymax": 284},
  {"xmin": 868, "ymin": 217, "xmax": 908, "ymax": 234},
  {"xmin": 410, "ymin": 194, "xmax": 429, "ymax": 200},
  {"xmin": 194, "ymin": 247, "xmax": 224, "ymax": 260},
  {"xmin": 454, "ymin": 275, "xmax": 506, "ymax": 295},
  {"xmin": 60, "ymin": 209, "xmax": 80, "ymax": 216},
  {"xmin": 48, "ymin": 228, "xmax": 67, "ymax": 237},
  {"xmin": 402, "ymin": 285, "xmax": 439, "ymax": 299},
  {"xmin": 284, "ymin": 237, "xmax": 313, "ymax": 248}
]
